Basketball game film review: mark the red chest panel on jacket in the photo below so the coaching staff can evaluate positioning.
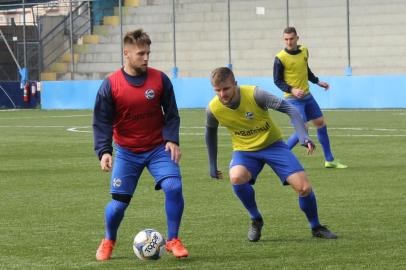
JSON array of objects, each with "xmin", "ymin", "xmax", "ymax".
[{"xmin": 108, "ymin": 68, "xmax": 164, "ymax": 152}]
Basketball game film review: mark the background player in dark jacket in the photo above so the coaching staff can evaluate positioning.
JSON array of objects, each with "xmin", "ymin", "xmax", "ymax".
[
  {"xmin": 274, "ymin": 27, "xmax": 347, "ymax": 169},
  {"xmin": 93, "ymin": 29, "xmax": 188, "ymax": 260}
]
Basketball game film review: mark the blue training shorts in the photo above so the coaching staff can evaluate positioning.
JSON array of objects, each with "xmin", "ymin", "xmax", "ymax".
[
  {"xmin": 229, "ymin": 140, "xmax": 304, "ymax": 185},
  {"xmin": 286, "ymin": 94, "xmax": 323, "ymax": 122},
  {"xmin": 110, "ymin": 144, "xmax": 181, "ymax": 195}
]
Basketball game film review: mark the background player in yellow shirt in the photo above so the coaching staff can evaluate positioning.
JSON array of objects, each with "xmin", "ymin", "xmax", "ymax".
[
  {"xmin": 274, "ymin": 27, "xmax": 347, "ymax": 169},
  {"xmin": 205, "ymin": 67, "xmax": 337, "ymax": 241}
]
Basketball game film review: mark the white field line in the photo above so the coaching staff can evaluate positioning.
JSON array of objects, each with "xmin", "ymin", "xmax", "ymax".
[
  {"xmin": 179, "ymin": 132, "xmax": 406, "ymax": 137},
  {"xmin": 0, "ymin": 109, "xmax": 19, "ymax": 112},
  {"xmin": 183, "ymin": 126, "xmax": 404, "ymax": 132},
  {"xmin": 0, "ymin": 125, "xmax": 405, "ymax": 137},
  {"xmin": 1, "ymin": 125, "xmax": 402, "ymax": 132},
  {"xmin": 67, "ymin": 126, "xmax": 406, "ymax": 137},
  {"xmin": 0, "ymin": 114, "xmax": 91, "ymax": 120},
  {"xmin": 66, "ymin": 127, "xmax": 90, "ymax": 133},
  {"xmin": 0, "ymin": 125, "xmax": 88, "ymax": 128}
]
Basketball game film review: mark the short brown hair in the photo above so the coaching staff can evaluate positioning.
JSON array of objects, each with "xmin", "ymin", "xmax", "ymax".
[
  {"xmin": 123, "ymin": 29, "xmax": 151, "ymax": 46},
  {"xmin": 210, "ymin": 67, "xmax": 235, "ymax": 86},
  {"xmin": 283, "ymin": 26, "xmax": 297, "ymax": 35}
]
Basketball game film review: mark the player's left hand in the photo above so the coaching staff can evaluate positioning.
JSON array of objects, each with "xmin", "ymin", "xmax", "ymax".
[
  {"xmin": 302, "ymin": 139, "xmax": 315, "ymax": 155},
  {"xmin": 165, "ymin": 141, "xmax": 181, "ymax": 163},
  {"xmin": 318, "ymin": 81, "xmax": 330, "ymax": 90},
  {"xmin": 210, "ymin": 169, "xmax": 223, "ymax": 179}
]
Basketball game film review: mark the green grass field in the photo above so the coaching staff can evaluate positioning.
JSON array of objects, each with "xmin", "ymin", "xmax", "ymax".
[{"xmin": 0, "ymin": 109, "xmax": 405, "ymax": 269}]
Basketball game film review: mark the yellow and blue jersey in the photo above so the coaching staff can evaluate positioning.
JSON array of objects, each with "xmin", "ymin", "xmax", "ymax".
[
  {"xmin": 208, "ymin": 86, "xmax": 282, "ymax": 151},
  {"xmin": 273, "ymin": 45, "xmax": 319, "ymax": 98}
]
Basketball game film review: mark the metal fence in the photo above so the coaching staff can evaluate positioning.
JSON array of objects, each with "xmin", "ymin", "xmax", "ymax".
[{"xmin": 0, "ymin": 0, "xmax": 93, "ymax": 81}]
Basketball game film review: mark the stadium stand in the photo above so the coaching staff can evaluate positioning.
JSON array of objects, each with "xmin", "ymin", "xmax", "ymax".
[{"xmin": 39, "ymin": 0, "xmax": 406, "ymax": 80}]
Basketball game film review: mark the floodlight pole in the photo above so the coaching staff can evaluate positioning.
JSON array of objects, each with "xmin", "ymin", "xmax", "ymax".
[
  {"xmin": 69, "ymin": 0, "xmax": 74, "ymax": 79},
  {"xmin": 119, "ymin": 0, "xmax": 123, "ymax": 66},
  {"xmin": 345, "ymin": 0, "xmax": 352, "ymax": 76},
  {"xmin": 87, "ymin": 1, "xmax": 91, "ymax": 35},
  {"xmin": 172, "ymin": 0, "xmax": 178, "ymax": 78},
  {"xmin": 22, "ymin": 0, "xmax": 27, "ymax": 69},
  {"xmin": 227, "ymin": 0, "xmax": 232, "ymax": 69}
]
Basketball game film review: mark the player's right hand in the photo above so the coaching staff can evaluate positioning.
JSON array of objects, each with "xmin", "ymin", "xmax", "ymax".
[
  {"xmin": 292, "ymin": 88, "xmax": 306, "ymax": 98},
  {"xmin": 302, "ymin": 139, "xmax": 315, "ymax": 155},
  {"xmin": 100, "ymin": 153, "xmax": 112, "ymax": 172},
  {"xmin": 210, "ymin": 169, "xmax": 223, "ymax": 179},
  {"xmin": 317, "ymin": 81, "xmax": 330, "ymax": 90}
]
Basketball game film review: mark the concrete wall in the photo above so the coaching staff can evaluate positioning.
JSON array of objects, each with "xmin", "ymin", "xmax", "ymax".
[
  {"xmin": 63, "ymin": 0, "xmax": 406, "ymax": 80},
  {"xmin": 40, "ymin": 75, "xmax": 406, "ymax": 110}
]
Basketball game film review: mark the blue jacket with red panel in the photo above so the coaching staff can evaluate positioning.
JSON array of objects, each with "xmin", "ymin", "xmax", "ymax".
[{"xmin": 93, "ymin": 67, "xmax": 180, "ymax": 159}]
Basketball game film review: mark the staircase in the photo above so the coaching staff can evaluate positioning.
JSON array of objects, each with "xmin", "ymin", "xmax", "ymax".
[
  {"xmin": 41, "ymin": 0, "xmax": 285, "ymax": 81},
  {"xmin": 40, "ymin": 0, "xmax": 140, "ymax": 81}
]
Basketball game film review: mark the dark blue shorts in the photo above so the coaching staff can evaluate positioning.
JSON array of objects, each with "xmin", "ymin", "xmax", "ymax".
[
  {"xmin": 229, "ymin": 140, "xmax": 304, "ymax": 185},
  {"xmin": 110, "ymin": 144, "xmax": 181, "ymax": 194},
  {"xmin": 286, "ymin": 94, "xmax": 323, "ymax": 122}
]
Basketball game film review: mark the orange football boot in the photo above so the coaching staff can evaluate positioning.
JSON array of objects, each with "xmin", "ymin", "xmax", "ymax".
[
  {"xmin": 96, "ymin": 239, "xmax": 115, "ymax": 261},
  {"xmin": 165, "ymin": 238, "xmax": 189, "ymax": 258}
]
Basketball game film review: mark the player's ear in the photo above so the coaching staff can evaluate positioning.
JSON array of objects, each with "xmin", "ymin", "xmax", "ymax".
[{"xmin": 123, "ymin": 46, "xmax": 129, "ymax": 57}]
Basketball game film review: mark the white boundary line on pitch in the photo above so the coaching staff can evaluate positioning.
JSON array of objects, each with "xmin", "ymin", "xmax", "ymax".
[
  {"xmin": 0, "ymin": 125, "xmax": 89, "ymax": 128},
  {"xmin": 65, "ymin": 128, "xmax": 406, "ymax": 137},
  {"xmin": 0, "ymin": 125, "xmax": 67, "ymax": 128},
  {"xmin": 182, "ymin": 126, "xmax": 405, "ymax": 132},
  {"xmin": 0, "ymin": 109, "xmax": 19, "ymax": 112},
  {"xmin": 1, "ymin": 125, "xmax": 405, "ymax": 137},
  {"xmin": 0, "ymin": 114, "xmax": 91, "ymax": 120},
  {"xmin": 66, "ymin": 127, "xmax": 90, "ymax": 133},
  {"xmin": 180, "ymin": 133, "xmax": 406, "ymax": 137}
]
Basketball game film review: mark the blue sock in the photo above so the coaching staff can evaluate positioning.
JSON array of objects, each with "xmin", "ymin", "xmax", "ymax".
[
  {"xmin": 232, "ymin": 183, "xmax": 262, "ymax": 220},
  {"xmin": 161, "ymin": 178, "xmax": 184, "ymax": 240},
  {"xmin": 105, "ymin": 199, "xmax": 129, "ymax": 240},
  {"xmin": 286, "ymin": 133, "xmax": 299, "ymax": 149},
  {"xmin": 298, "ymin": 191, "xmax": 320, "ymax": 229},
  {"xmin": 317, "ymin": 125, "xmax": 334, "ymax": 162}
]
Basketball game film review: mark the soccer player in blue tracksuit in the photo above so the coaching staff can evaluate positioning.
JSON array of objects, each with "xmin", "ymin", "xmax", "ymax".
[
  {"xmin": 93, "ymin": 29, "xmax": 188, "ymax": 260},
  {"xmin": 274, "ymin": 26, "xmax": 347, "ymax": 169},
  {"xmin": 206, "ymin": 67, "xmax": 337, "ymax": 241}
]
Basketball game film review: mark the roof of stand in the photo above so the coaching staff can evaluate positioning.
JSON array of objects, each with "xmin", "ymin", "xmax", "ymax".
[{"xmin": 0, "ymin": 0, "xmax": 60, "ymax": 10}]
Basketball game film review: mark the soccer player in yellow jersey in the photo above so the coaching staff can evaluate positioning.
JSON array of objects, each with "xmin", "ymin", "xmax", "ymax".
[
  {"xmin": 205, "ymin": 67, "xmax": 337, "ymax": 241},
  {"xmin": 274, "ymin": 27, "xmax": 347, "ymax": 169}
]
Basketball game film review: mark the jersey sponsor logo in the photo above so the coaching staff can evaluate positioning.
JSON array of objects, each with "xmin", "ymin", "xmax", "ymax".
[
  {"xmin": 129, "ymin": 111, "xmax": 156, "ymax": 121},
  {"xmin": 145, "ymin": 89, "xmax": 155, "ymax": 100},
  {"xmin": 112, "ymin": 178, "xmax": 122, "ymax": 188},
  {"xmin": 245, "ymin": 112, "xmax": 254, "ymax": 120},
  {"xmin": 234, "ymin": 121, "xmax": 270, "ymax": 136}
]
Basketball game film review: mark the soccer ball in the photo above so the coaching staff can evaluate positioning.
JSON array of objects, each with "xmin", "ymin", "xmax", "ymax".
[{"xmin": 133, "ymin": 229, "xmax": 166, "ymax": 260}]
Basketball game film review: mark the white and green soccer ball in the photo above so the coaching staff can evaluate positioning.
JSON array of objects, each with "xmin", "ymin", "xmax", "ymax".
[{"xmin": 133, "ymin": 229, "xmax": 166, "ymax": 260}]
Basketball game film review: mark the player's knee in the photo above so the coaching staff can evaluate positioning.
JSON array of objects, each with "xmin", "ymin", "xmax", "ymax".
[
  {"xmin": 313, "ymin": 117, "xmax": 325, "ymax": 128},
  {"xmin": 229, "ymin": 166, "xmax": 251, "ymax": 185},
  {"xmin": 229, "ymin": 174, "xmax": 247, "ymax": 185},
  {"xmin": 298, "ymin": 185, "xmax": 312, "ymax": 197},
  {"xmin": 161, "ymin": 177, "xmax": 182, "ymax": 195}
]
